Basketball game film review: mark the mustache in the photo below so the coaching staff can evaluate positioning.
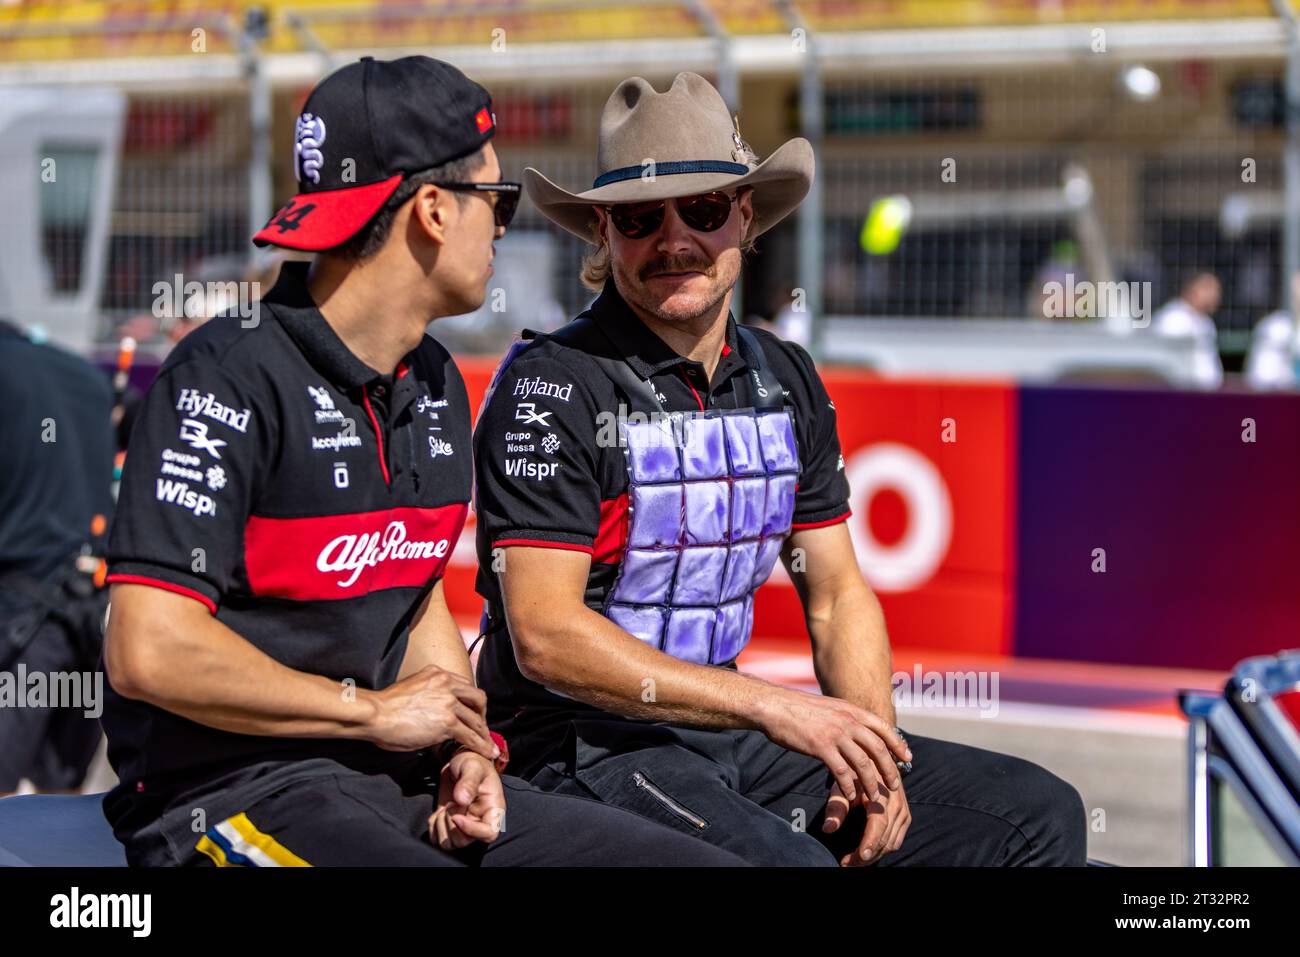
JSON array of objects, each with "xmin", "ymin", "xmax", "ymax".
[{"xmin": 639, "ymin": 255, "xmax": 715, "ymax": 281}]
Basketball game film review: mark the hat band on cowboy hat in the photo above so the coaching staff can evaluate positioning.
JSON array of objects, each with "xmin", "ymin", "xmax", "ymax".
[
  {"xmin": 591, "ymin": 160, "xmax": 749, "ymax": 189},
  {"xmin": 524, "ymin": 71, "xmax": 814, "ymax": 242}
]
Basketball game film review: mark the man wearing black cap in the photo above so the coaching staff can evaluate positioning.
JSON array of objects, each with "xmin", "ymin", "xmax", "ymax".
[{"xmin": 99, "ymin": 56, "xmax": 743, "ymax": 867}]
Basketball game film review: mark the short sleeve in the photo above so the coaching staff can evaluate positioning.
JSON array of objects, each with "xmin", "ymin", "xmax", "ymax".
[
  {"xmin": 106, "ymin": 358, "xmax": 275, "ymax": 612},
  {"xmin": 472, "ymin": 348, "xmax": 602, "ymax": 553},
  {"xmin": 787, "ymin": 342, "xmax": 851, "ymax": 528}
]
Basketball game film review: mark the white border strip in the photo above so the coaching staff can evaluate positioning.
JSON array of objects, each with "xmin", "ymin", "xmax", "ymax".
[{"xmin": 896, "ymin": 700, "xmax": 1188, "ymax": 737}]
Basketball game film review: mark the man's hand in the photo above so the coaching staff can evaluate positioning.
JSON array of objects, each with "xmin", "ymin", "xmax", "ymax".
[
  {"xmin": 428, "ymin": 751, "xmax": 507, "ymax": 850},
  {"xmin": 823, "ymin": 777, "xmax": 911, "ymax": 866},
  {"xmin": 365, "ymin": 665, "xmax": 496, "ymax": 759},
  {"xmin": 757, "ymin": 687, "xmax": 911, "ymax": 805}
]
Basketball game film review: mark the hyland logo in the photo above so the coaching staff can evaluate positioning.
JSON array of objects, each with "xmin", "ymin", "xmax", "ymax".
[
  {"xmin": 515, "ymin": 402, "xmax": 552, "ymax": 427},
  {"xmin": 179, "ymin": 418, "xmax": 227, "ymax": 459},
  {"xmin": 513, "ymin": 376, "xmax": 573, "ymax": 402},
  {"xmin": 175, "ymin": 389, "xmax": 251, "ymax": 432},
  {"xmin": 156, "ymin": 478, "xmax": 217, "ymax": 517},
  {"xmin": 307, "ymin": 385, "xmax": 344, "ymax": 423},
  {"xmin": 504, "ymin": 457, "xmax": 560, "ymax": 480},
  {"xmin": 50, "ymin": 887, "xmax": 151, "ymax": 937},
  {"xmin": 317, "ymin": 520, "xmax": 452, "ymax": 588},
  {"xmin": 428, "ymin": 435, "xmax": 454, "ymax": 458}
]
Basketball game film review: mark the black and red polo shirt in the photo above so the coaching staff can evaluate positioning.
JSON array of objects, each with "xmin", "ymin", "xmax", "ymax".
[
  {"xmin": 102, "ymin": 261, "xmax": 472, "ymax": 788},
  {"xmin": 472, "ymin": 280, "xmax": 851, "ymax": 743}
]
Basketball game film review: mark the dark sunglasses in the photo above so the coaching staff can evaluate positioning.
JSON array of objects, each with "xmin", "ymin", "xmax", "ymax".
[
  {"xmin": 606, "ymin": 191, "xmax": 738, "ymax": 240},
  {"xmin": 434, "ymin": 181, "xmax": 521, "ymax": 229}
]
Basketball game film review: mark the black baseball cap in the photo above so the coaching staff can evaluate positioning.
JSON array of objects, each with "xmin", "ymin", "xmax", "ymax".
[{"xmin": 253, "ymin": 56, "xmax": 496, "ymax": 251}]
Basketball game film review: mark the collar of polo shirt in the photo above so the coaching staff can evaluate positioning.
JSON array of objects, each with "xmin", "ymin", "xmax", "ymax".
[{"xmin": 265, "ymin": 262, "xmax": 413, "ymax": 395}]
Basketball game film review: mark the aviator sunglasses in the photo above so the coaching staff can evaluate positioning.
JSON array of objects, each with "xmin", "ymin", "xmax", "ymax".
[
  {"xmin": 606, "ymin": 191, "xmax": 738, "ymax": 240},
  {"xmin": 434, "ymin": 181, "xmax": 522, "ymax": 229}
]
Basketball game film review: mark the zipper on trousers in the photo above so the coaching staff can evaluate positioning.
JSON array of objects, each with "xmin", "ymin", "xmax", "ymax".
[{"xmin": 632, "ymin": 771, "xmax": 708, "ymax": 829}]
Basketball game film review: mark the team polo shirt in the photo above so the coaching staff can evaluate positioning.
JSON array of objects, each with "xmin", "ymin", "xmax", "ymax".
[
  {"xmin": 102, "ymin": 261, "xmax": 472, "ymax": 788},
  {"xmin": 472, "ymin": 280, "xmax": 851, "ymax": 737}
]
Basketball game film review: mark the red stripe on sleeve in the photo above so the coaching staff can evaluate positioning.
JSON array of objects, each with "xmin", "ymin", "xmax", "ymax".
[
  {"xmin": 492, "ymin": 538, "xmax": 594, "ymax": 555},
  {"xmin": 791, "ymin": 509, "xmax": 852, "ymax": 531},
  {"xmin": 105, "ymin": 574, "xmax": 218, "ymax": 615}
]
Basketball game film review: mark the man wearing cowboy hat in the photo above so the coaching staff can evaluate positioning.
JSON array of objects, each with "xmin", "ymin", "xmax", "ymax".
[
  {"xmin": 472, "ymin": 73, "xmax": 1087, "ymax": 866},
  {"xmin": 96, "ymin": 57, "xmax": 743, "ymax": 867}
]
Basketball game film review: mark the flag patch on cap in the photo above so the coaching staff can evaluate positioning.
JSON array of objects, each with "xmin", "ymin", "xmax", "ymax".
[{"xmin": 475, "ymin": 108, "xmax": 494, "ymax": 133}]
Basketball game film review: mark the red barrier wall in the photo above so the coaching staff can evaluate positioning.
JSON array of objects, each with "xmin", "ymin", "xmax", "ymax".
[{"xmin": 447, "ymin": 357, "xmax": 1020, "ymax": 658}]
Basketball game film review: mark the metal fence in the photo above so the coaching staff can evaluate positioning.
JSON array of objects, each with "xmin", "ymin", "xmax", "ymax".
[
  {"xmin": 812, "ymin": 64, "xmax": 1286, "ymax": 347},
  {"xmin": 0, "ymin": 3, "xmax": 1295, "ymax": 372}
]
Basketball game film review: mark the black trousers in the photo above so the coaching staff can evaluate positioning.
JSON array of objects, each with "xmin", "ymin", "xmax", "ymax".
[
  {"xmin": 0, "ymin": 597, "xmax": 105, "ymax": 792},
  {"xmin": 107, "ymin": 750, "xmax": 748, "ymax": 867},
  {"xmin": 521, "ymin": 719, "xmax": 1089, "ymax": 866}
]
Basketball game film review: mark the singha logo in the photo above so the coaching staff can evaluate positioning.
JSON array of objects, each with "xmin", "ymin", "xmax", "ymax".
[{"xmin": 307, "ymin": 385, "xmax": 335, "ymax": 411}]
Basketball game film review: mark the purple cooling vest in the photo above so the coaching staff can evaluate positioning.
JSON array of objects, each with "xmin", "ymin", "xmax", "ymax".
[
  {"xmin": 607, "ymin": 403, "xmax": 799, "ymax": 664},
  {"xmin": 482, "ymin": 317, "xmax": 799, "ymax": 666}
]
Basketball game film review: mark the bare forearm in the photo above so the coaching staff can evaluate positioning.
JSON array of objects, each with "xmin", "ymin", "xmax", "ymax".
[
  {"xmin": 398, "ymin": 582, "xmax": 474, "ymax": 682},
  {"xmin": 498, "ymin": 544, "xmax": 911, "ymax": 794},
  {"xmin": 107, "ymin": 588, "xmax": 377, "ymax": 740},
  {"xmin": 512, "ymin": 604, "xmax": 779, "ymax": 729},
  {"xmin": 808, "ymin": 582, "xmax": 897, "ymax": 725}
]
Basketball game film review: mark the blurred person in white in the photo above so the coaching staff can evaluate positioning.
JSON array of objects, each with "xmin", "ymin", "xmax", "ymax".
[
  {"xmin": 1152, "ymin": 268, "xmax": 1224, "ymax": 388},
  {"xmin": 1245, "ymin": 272, "xmax": 1299, "ymax": 391},
  {"xmin": 772, "ymin": 287, "xmax": 811, "ymax": 346}
]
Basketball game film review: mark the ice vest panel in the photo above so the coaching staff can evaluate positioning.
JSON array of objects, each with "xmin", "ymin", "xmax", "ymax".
[
  {"xmin": 482, "ymin": 315, "xmax": 800, "ymax": 667},
  {"xmin": 606, "ymin": 406, "xmax": 799, "ymax": 665}
]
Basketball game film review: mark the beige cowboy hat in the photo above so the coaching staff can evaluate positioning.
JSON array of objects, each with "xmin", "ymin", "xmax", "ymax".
[{"xmin": 524, "ymin": 71, "xmax": 814, "ymax": 242}]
